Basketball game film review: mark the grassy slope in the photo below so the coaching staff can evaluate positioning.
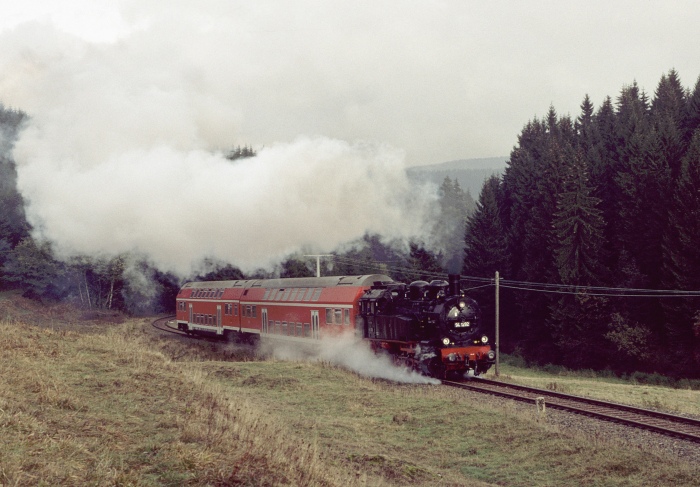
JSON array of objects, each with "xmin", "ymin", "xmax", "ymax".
[
  {"xmin": 0, "ymin": 310, "xmax": 698, "ymax": 486},
  {"xmin": 488, "ymin": 361, "xmax": 700, "ymax": 418}
]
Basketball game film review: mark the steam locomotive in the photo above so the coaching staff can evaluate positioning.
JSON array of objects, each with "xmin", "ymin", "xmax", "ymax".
[
  {"xmin": 175, "ymin": 274, "xmax": 494, "ymax": 378},
  {"xmin": 359, "ymin": 274, "xmax": 495, "ymax": 378}
]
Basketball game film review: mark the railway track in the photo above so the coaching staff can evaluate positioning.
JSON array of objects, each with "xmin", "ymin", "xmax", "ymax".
[
  {"xmin": 151, "ymin": 315, "xmax": 185, "ymax": 336},
  {"xmin": 444, "ymin": 377, "xmax": 700, "ymax": 443}
]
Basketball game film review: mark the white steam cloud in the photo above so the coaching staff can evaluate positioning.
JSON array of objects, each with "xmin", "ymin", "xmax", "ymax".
[
  {"xmin": 0, "ymin": 8, "xmax": 433, "ymax": 275},
  {"xmin": 261, "ymin": 331, "xmax": 440, "ymax": 385}
]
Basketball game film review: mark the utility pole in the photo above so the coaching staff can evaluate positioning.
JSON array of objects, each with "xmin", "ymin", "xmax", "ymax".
[
  {"xmin": 304, "ymin": 255, "xmax": 332, "ymax": 277},
  {"xmin": 495, "ymin": 270, "xmax": 500, "ymax": 377}
]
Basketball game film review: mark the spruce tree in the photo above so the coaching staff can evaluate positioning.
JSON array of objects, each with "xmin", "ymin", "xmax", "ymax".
[
  {"xmin": 552, "ymin": 152, "xmax": 607, "ymax": 286},
  {"xmin": 463, "ymin": 175, "xmax": 512, "ymax": 347},
  {"xmin": 548, "ymin": 152, "xmax": 611, "ymax": 368},
  {"xmin": 686, "ymin": 75, "xmax": 700, "ymax": 143},
  {"xmin": 651, "ymin": 69, "xmax": 687, "ymax": 180},
  {"xmin": 432, "ymin": 177, "xmax": 474, "ymax": 273},
  {"xmin": 660, "ymin": 130, "xmax": 700, "ymax": 374},
  {"xmin": 463, "ymin": 175, "xmax": 510, "ymax": 279}
]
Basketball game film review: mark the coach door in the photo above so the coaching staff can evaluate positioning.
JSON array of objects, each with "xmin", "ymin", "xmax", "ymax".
[
  {"xmin": 262, "ymin": 308, "xmax": 268, "ymax": 334},
  {"xmin": 189, "ymin": 304, "xmax": 193, "ymax": 324},
  {"xmin": 217, "ymin": 305, "xmax": 222, "ymax": 335},
  {"xmin": 311, "ymin": 310, "xmax": 320, "ymax": 339}
]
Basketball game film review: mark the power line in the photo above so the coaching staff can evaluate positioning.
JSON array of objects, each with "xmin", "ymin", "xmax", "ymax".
[{"xmin": 328, "ymin": 254, "xmax": 700, "ymax": 299}]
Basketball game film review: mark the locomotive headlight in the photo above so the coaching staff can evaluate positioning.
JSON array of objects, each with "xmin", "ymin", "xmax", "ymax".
[
  {"xmin": 459, "ymin": 300, "xmax": 466, "ymax": 309},
  {"xmin": 442, "ymin": 337, "xmax": 451, "ymax": 346},
  {"xmin": 481, "ymin": 335, "xmax": 489, "ymax": 344}
]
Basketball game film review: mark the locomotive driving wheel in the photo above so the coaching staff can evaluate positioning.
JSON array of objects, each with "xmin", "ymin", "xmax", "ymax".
[{"xmin": 415, "ymin": 344, "xmax": 445, "ymax": 379}]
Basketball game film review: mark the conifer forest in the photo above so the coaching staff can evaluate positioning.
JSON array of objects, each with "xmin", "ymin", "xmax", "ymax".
[{"xmin": 464, "ymin": 69, "xmax": 700, "ymax": 377}]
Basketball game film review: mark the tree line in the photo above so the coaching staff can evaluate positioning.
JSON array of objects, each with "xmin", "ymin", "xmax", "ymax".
[{"xmin": 464, "ymin": 69, "xmax": 700, "ymax": 377}]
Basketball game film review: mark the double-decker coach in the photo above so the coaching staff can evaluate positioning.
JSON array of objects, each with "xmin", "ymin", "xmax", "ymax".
[{"xmin": 175, "ymin": 275, "xmax": 392, "ymax": 343}]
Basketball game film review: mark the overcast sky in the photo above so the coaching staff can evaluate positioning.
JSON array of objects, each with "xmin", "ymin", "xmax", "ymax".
[
  {"xmin": 3, "ymin": 0, "xmax": 700, "ymax": 166},
  {"xmin": 1, "ymin": 1, "xmax": 699, "ymax": 274}
]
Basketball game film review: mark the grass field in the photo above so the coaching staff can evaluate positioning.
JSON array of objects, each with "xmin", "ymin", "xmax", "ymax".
[
  {"xmin": 489, "ymin": 358, "xmax": 700, "ymax": 418},
  {"xmin": 1, "ymin": 301, "xmax": 699, "ymax": 486}
]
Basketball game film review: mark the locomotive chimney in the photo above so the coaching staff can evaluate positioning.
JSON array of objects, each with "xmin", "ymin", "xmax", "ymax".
[{"xmin": 448, "ymin": 274, "xmax": 461, "ymax": 296}]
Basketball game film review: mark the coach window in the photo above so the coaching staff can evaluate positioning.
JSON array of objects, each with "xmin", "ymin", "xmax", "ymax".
[
  {"xmin": 334, "ymin": 308, "xmax": 342, "ymax": 325},
  {"xmin": 275, "ymin": 289, "xmax": 284, "ymax": 301},
  {"xmin": 312, "ymin": 289, "xmax": 322, "ymax": 301},
  {"xmin": 252, "ymin": 306, "xmax": 257, "ymax": 318},
  {"xmin": 282, "ymin": 322, "xmax": 288, "ymax": 335},
  {"xmin": 303, "ymin": 288, "xmax": 314, "ymax": 301},
  {"xmin": 263, "ymin": 289, "xmax": 270, "ymax": 300},
  {"xmin": 296, "ymin": 290, "xmax": 304, "ymax": 301},
  {"xmin": 296, "ymin": 323, "xmax": 302, "ymax": 336},
  {"xmin": 325, "ymin": 308, "xmax": 333, "ymax": 324},
  {"xmin": 281, "ymin": 288, "xmax": 291, "ymax": 301},
  {"xmin": 304, "ymin": 323, "xmax": 310, "ymax": 337},
  {"xmin": 289, "ymin": 289, "xmax": 298, "ymax": 301},
  {"xmin": 217, "ymin": 290, "xmax": 224, "ymax": 298},
  {"xmin": 344, "ymin": 308, "xmax": 350, "ymax": 325},
  {"xmin": 245, "ymin": 305, "xmax": 251, "ymax": 317},
  {"xmin": 234, "ymin": 304, "xmax": 238, "ymax": 316}
]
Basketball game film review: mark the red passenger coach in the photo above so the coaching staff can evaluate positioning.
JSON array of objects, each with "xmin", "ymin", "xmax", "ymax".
[{"xmin": 175, "ymin": 275, "xmax": 391, "ymax": 343}]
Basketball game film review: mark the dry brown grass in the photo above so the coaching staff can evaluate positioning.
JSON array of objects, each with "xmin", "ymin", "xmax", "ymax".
[
  {"xmin": 0, "ymin": 318, "xmax": 355, "ymax": 486},
  {"xmin": 1, "ymin": 294, "xmax": 699, "ymax": 486}
]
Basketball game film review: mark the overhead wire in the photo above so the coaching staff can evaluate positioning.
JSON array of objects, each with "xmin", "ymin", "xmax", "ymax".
[{"xmin": 327, "ymin": 254, "xmax": 700, "ymax": 298}]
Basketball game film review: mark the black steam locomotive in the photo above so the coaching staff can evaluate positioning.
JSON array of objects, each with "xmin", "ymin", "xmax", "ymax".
[{"xmin": 358, "ymin": 275, "xmax": 495, "ymax": 378}]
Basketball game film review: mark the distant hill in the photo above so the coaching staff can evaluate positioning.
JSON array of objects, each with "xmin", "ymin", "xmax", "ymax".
[{"xmin": 406, "ymin": 157, "xmax": 508, "ymax": 196}]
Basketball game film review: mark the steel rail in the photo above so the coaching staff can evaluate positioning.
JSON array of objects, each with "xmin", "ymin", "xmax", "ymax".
[
  {"xmin": 443, "ymin": 378, "xmax": 700, "ymax": 443},
  {"xmin": 151, "ymin": 315, "xmax": 184, "ymax": 336}
]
